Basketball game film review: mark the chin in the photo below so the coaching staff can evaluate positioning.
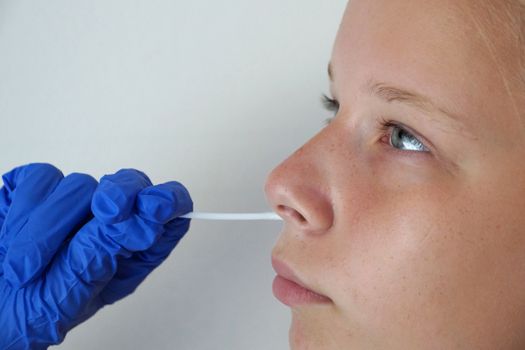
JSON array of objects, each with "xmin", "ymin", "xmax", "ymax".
[
  {"xmin": 288, "ymin": 312, "xmax": 334, "ymax": 350},
  {"xmin": 289, "ymin": 317, "xmax": 308, "ymax": 350}
]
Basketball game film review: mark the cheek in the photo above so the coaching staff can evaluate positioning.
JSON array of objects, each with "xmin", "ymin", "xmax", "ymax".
[{"xmin": 325, "ymin": 178, "xmax": 525, "ymax": 344}]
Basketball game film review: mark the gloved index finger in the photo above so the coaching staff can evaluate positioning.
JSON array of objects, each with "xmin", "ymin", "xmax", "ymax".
[
  {"xmin": 3, "ymin": 172, "xmax": 98, "ymax": 288},
  {"xmin": 0, "ymin": 163, "xmax": 64, "ymax": 263},
  {"xmin": 0, "ymin": 163, "xmax": 63, "ymax": 220}
]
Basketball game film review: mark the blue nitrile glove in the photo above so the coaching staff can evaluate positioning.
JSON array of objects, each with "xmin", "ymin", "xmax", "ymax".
[{"xmin": 0, "ymin": 163, "xmax": 193, "ymax": 350}]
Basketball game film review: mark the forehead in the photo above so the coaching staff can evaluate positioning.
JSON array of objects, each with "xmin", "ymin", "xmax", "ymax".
[{"xmin": 330, "ymin": 0, "xmax": 523, "ymax": 141}]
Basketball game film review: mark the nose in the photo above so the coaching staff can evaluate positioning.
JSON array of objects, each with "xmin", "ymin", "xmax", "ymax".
[{"xmin": 264, "ymin": 143, "xmax": 334, "ymax": 233}]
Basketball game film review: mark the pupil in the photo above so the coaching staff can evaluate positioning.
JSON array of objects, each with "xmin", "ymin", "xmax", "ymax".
[{"xmin": 392, "ymin": 128, "xmax": 419, "ymax": 151}]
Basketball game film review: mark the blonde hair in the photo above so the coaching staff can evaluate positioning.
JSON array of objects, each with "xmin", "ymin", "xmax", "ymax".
[
  {"xmin": 490, "ymin": 0, "xmax": 525, "ymax": 85},
  {"xmin": 506, "ymin": 0, "xmax": 524, "ymax": 124},
  {"xmin": 516, "ymin": 1, "xmax": 525, "ymax": 88},
  {"xmin": 466, "ymin": 0, "xmax": 525, "ymax": 123}
]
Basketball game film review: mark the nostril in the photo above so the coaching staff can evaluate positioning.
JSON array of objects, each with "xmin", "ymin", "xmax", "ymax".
[{"xmin": 277, "ymin": 205, "xmax": 307, "ymax": 223}]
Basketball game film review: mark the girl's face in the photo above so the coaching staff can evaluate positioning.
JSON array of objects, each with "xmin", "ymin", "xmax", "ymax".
[{"xmin": 264, "ymin": 0, "xmax": 525, "ymax": 349}]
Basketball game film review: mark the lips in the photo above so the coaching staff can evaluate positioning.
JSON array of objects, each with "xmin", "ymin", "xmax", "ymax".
[{"xmin": 271, "ymin": 256, "xmax": 332, "ymax": 306}]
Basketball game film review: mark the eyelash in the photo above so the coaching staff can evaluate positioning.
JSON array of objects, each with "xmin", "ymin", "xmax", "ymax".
[
  {"xmin": 320, "ymin": 93, "xmax": 431, "ymax": 158},
  {"xmin": 321, "ymin": 93, "xmax": 340, "ymax": 123}
]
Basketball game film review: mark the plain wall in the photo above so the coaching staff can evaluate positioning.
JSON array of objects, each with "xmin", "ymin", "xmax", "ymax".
[{"xmin": 0, "ymin": 1, "xmax": 347, "ymax": 349}]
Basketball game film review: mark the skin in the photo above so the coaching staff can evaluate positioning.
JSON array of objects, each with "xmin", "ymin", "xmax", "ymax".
[{"xmin": 264, "ymin": 0, "xmax": 525, "ymax": 349}]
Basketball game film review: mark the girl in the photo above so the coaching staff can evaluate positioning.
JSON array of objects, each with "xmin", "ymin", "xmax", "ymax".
[{"xmin": 265, "ymin": 0, "xmax": 525, "ymax": 348}]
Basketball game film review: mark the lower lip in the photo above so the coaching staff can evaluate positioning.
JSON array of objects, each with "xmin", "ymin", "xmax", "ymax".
[{"xmin": 272, "ymin": 275, "xmax": 332, "ymax": 306}]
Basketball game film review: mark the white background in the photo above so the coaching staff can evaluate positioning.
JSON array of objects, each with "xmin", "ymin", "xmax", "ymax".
[{"xmin": 0, "ymin": 1, "xmax": 346, "ymax": 348}]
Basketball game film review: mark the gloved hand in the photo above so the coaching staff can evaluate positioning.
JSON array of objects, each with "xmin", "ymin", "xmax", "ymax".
[{"xmin": 0, "ymin": 163, "xmax": 193, "ymax": 350}]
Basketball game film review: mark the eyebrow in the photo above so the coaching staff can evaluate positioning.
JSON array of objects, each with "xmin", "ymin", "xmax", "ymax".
[{"xmin": 327, "ymin": 61, "xmax": 466, "ymax": 128}]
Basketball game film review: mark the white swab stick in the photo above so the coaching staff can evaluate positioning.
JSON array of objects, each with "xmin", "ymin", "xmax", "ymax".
[{"xmin": 179, "ymin": 211, "xmax": 283, "ymax": 221}]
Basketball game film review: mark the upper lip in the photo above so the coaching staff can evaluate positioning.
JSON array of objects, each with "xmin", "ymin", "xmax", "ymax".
[{"xmin": 271, "ymin": 256, "xmax": 331, "ymax": 299}]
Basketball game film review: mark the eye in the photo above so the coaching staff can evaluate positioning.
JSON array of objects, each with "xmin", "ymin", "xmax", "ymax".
[
  {"xmin": 321, "ymin": 93, "xmax": 339, "ymax": 125},
  {"xmin": 377, "ymin": 117, "xmax": 430, "ymax": 155}
]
